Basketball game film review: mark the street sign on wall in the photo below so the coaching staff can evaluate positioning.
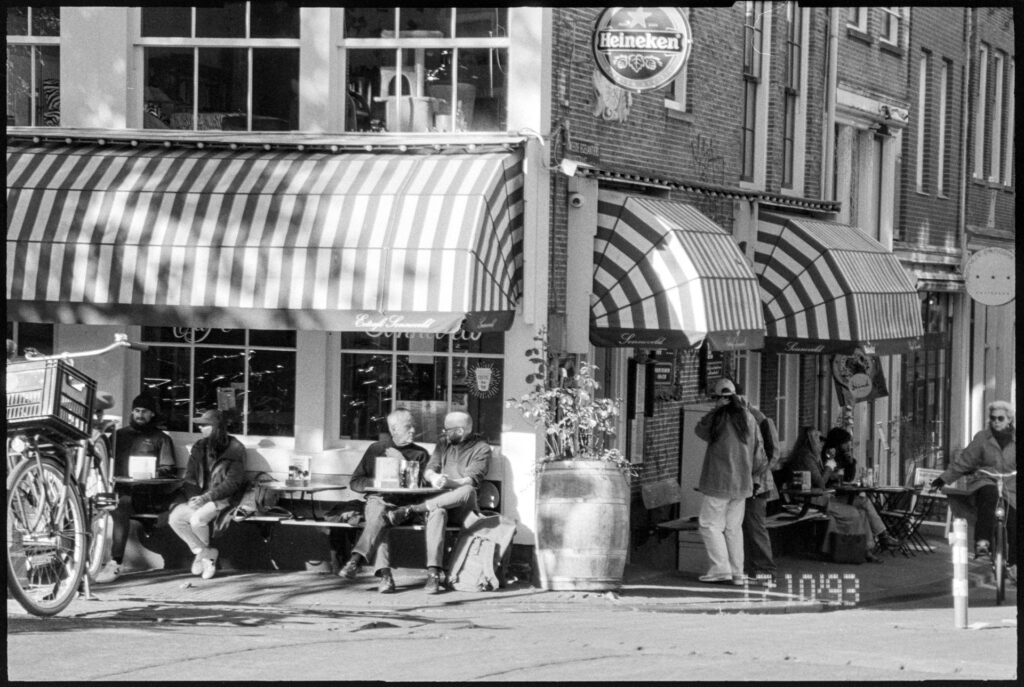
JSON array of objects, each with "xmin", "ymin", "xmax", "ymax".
[
  {"xmin": 592, "ymin": 7, "xmax": 693, "ymax": 93},
  {"xmin": 964, "ymin": 247, "xmax": 1015, "ymax": 306}
]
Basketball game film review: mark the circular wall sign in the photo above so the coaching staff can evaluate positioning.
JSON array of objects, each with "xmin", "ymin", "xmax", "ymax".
[
  {"xmin": 964, "ymin": 247, "xmax": 1015, "ymax": 306},
  {"xmin": 592, "ymin": 7, "xmax": 693, "ymax": 93}
]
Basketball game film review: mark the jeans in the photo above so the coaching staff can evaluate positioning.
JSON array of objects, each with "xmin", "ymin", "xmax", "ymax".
[
  {"xmin": 350, "ymin": 495, "xmax": 394, "ymax": 572},
  {"xmin": 741, "ymin": 495, "xmax": 776, "ymax": 577},
  {"xmin": 168, "ymin": 499, "xmax": 228, "ymax": 554},
  {"xmin": 422, "ymin": 485, "xmax": 477, "ymax": 569},
  {"xmin": 698, "ymin": 495, "xmax": 745, "ymax": 578}
]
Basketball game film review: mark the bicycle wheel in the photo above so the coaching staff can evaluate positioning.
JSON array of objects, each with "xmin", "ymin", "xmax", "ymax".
[
  {"xmin": 6, "ymin": 456, "xmax": 88, "ymax": 617},
  {"xmin": 84, "ymin": 434, "xmax": 115, "ymax": 581},
  {"xmin": 993, "ymin": 518, "xmax": 1006, "ymax": 605}
]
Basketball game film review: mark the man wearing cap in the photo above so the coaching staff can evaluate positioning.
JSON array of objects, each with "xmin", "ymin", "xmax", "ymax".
[
  {"xmin": 168, "ymin": 409, "xmax": 246, "ymax": 580},
  {"xmin": 95, "ymin": 393, "xmax": 177, "ymax": 584}
]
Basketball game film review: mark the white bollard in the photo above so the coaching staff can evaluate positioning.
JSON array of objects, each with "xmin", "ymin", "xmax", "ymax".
[{"xmin": 949, "ymin": 517, "xmax": 968, "ymax": 629}]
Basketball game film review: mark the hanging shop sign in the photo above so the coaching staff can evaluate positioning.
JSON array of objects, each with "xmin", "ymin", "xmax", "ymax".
[
  {"xmin": 592, "ymin": 7, "xmax": 693, "ymax": 93},
  {"xmin": 964, "ymin": 247, "xmax": 1015, "ymax": 306},
  {"xmin": 831, "ymin": 349, "xmax": 888, "ymax": 406}
]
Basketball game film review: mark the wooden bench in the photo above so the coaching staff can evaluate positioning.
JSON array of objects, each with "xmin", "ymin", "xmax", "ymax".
[{"xmin": 641, "ymin": 479, "xmax": 699, "ymax": 533}]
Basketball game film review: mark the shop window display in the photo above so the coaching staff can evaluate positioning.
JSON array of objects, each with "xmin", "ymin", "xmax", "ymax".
[
  {"xmin": 140, "ymin": 3, "xmax": 299, "ymax": 131},
  {"xmin": 139, "ymin": 327, "xmax": 296, "ymax": 437},
  {"xmin": 342, "ymin": 8, "xmax": 508, "ymax": 133},
  {"xmin": 340, "ymin": 331, "xmax": 504, "ymax": 444},
  {"xmin": 6, "ymin": 6, "xmax": 60, "ymax": 127}
]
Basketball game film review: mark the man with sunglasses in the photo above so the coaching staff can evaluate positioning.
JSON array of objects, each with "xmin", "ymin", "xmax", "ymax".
[
  {"xmin": 387, "ymin": 410, "xmax": 490, "ymax": 593},
  {"xmin": 931, "ymin": 400, "xmax": 1016, "ymax": 570}
]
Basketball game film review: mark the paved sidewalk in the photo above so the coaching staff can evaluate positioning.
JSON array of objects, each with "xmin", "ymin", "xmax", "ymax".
[{"xmin": 12, "ymin": 531, "xmax": 1006, "ymax": 618}]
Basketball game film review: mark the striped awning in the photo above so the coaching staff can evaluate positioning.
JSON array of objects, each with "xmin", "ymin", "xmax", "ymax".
[
  {"xmin": 6, "ymin": 142, "xmax": 524, "ymax": 333},
  {"xmin": 592, "ymin": 191, "xmax": 765, "ymax": 350},
  {"xmin": 754, "ymin": 213, "xmax": 924, "ymax": 355}
]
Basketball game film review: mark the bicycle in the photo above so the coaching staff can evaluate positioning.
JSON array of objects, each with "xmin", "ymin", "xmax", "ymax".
[
  {"xmin": 6, "ymin": 334, "xmax": 146, "ymax": 616},
  {"xmin": 975, "ymin": 468, "xmax": 1017, "ymax": 605}
]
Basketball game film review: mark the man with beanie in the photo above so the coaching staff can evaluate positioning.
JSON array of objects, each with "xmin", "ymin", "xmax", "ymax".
[
  {"xmin": 95, "ymin": 393, "xmax": 177, "ymax": 583},
  {"xmin": 931, "ymin": 400, "xmax": 1016, "ymax": 568}
]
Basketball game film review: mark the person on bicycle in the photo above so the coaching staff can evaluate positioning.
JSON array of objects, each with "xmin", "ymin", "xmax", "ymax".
[
  {"xmin": 95, "ymin": 393, "xmax": 177, "ymax": 584},
  {"xmin": 168, "ymin": 409, "xmax": 246, "ymax": 580},
  {"xmin": 931, "ymin": 400, "xmax": 1016, "ymax": 569}
]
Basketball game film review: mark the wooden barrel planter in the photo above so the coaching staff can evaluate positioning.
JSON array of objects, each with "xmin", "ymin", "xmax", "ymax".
[{"xmin": 535, "ymin": 459, "xmax": 630, "ymax": 591}]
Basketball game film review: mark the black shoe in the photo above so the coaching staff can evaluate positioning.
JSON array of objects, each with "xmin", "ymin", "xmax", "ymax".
[
  {"xmin": 377, "ymin": 571, "xmax": 396, "ymax": 594},
  {"xmin": 423, "ymin": 571, "xmax": 442, "ymax": 594},
  {"xmin": 387, "ymin": 506, "xmax": 411, "ymax": 526},
  {"xmin": 876, "ymin": 532, "xmax": 900, "ymax": 550}
]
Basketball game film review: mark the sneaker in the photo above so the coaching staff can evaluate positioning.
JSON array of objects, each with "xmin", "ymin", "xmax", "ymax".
[
  {"xmin": 377, "ymin": 571, "xmax": 396, "ymax": 594},
  {"xmin": 698, "ymin": 574, "xmax": 733, "ymax": 584},
  {"xmin": 876, "ymin": 532, "xmax": 900, "ymax": 550},
  {"xmin": 423, "ymin": 571, "xmax": 443, "ymax": 594},
  {"xmin": 200, "ymin": 547, "xmax": 218, "ymax": 580},
  {"xmin": 732, "ymin": 575, "xmax": 751, "ymax": 586},
  {"xmin": 190, "ymin": 553, "xmax": 204, "ymax": 576},
  {"xmin": 94, "ymin": 559, "xmax": 121, "ymax": 584},
  {"xmin": 387, "ymin": 506, "xmax": 412, "ymax": 526},
  {"xmin": 338, "ymin": 558, "xmax": 360, "ymax": 580},
  {"xmin": 975, "ymin": 539, "xmax": 991, "ymax": 558}
]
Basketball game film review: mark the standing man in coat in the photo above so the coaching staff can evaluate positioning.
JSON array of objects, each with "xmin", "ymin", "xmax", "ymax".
[
  {"xmin": 694, "ymin": 379, "xmax": 763, "ymax": 585},
  {"xmin": 733, "ymin": 382, "xmax": 780, "ymax": 584},
  {"xmin": 931, "ymin": 400, "xmax": 1016, "ymax": 569},
  {"xmin": 387, "ymin": 410, "xmax": 490, "ymax": 593}
]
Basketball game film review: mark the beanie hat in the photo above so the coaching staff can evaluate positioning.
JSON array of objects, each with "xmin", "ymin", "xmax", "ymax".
[
  {"xmin": 131, "ymin": 394, "xmax": 158, "ymax": 414},
  {"xmin": 823, "ymin": 427, "xmax": 852, "ymax": 450}
]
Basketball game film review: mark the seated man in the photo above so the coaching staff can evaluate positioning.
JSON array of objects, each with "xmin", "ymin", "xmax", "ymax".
[
  {"xmin": 337, "ymin": 408, "xmax": 429, "ymax": 593},
  {"xmin": 388, "ymin": 411, "xmax": 491, "ymax": 593},
  {"xmin": 95, "ymin": 393, "xmax": 177, "ymax": 583}
]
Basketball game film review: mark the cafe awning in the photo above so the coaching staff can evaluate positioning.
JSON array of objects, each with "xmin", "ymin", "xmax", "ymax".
[
  {"xmin": 591, "ymin": 191, "xmax": 765, "ymax": 350},
  {"xmin": 6, "ymin": 141, "xmax": 524, "ymax": 333},
  {"xmin": 754, "ymin": 212, "xmax": 924, "ymax": 355}
]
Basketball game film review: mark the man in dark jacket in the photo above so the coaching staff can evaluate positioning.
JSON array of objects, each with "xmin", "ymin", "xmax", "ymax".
[
  {"xmin": 337, "ymin": 408, "xmax": 430, "ymax": 593},
  {"xmin": 95, "ymin": 393, "xmax": 177, "ymax": 584},
  {"xmin": 168, "ymin": 409, "xmax": 246, "ymax": 580},
  {"xmin": 388, "ymin": 410, "xmax": 490, "ymax": 593},
  {"xmin": 734, "ymin": 382, "xmax": 779, "ymax": 584}
]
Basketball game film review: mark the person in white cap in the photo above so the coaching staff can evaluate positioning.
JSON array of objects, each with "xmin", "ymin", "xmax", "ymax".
[
  {"xmin": 694, "ymin": 378, "xmax": 762, "ymax": 585},
  {"xmin": 167, "ymin": 409, "xmax": 246, "ymax": 580}
]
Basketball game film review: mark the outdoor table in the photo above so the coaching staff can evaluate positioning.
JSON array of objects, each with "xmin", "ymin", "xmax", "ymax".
[
  {"xmin": 113, "ymin": 477, "xmax": 183, "ymax": 485},
  {"xmin": 363, "ymin": 487, "xmax": 447, "ymax": 495},
  {"xmin": 835, "ymin": 484, "xmax": 918, "ymax": 556},
  {"xmin": 265, "ymin": 478, "xmax": 347, "ymax": 521},
  {"xmin": 779, "ymin": 487, "xmax": 834, "ymax": 519}
]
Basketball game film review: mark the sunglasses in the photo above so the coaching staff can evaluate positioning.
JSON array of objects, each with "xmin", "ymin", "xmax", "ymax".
[
  {"xmin": 440, "ymin": 426, "xmax": 464, "ymax": 435},
  {"xmin": 989, "ymin": 415, "xmax": 1008, "ymax": 422}
]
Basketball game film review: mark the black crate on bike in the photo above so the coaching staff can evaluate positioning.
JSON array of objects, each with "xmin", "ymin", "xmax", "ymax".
[{"xmin": 6, "ymin": 359, "xmax": 96, "ymax": 443}]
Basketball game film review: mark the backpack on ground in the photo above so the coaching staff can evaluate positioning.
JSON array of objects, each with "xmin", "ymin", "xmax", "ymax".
[{"xmin": 446, "ymin": 513, "xmax": 517, "ymax": 592}]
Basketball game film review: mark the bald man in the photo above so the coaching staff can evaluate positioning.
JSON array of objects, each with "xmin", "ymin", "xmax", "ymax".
[{"xmin": 387, "ymin": 410, "xmax": 491, "ymax": 593}]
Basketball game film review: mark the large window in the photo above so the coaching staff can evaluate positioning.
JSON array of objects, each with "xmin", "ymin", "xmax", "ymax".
[
  {"xmin": 341, "ymin": 8, "xmax": 509, "ymax": 133},
  {"xmin": 782, "ymin": 2, "xmax": 803, "ymax": 189},
  {"xmin": 139, "ymin": 3, "xmax": 300, "ymax": 131},
  {"xmin": 880, "ymin": 7, "xmax": 901, "ymax": 46},
  {"xmin": 989, "ymin": 51, "xmax": 1004, "ymax": 182},
  {"xmin": 139, "ymin": 327, "xmax": 297, "ymax": 437},
  {"xmin": 915, "ymin": 53, "xmax": 928, "ymax": 193},
  {"xmin": 6, "ymin": 5, "xmax": 59, "ymax": 127},
  {"xmin": 741, "ymin": 1, "xmax": 765, "ymax": 182},
  {"xmin": 1003, "ymin": 59, "xmax": 1015, "ymax": 186},
  {"xmin": 973, "ymin": 44, "xmax": 988, "ymax": 179},
  {"xmin": 936, "ymin": 59, "xmax": 950, "ymax": 196},
  {"xmin": 340, "ymin": 331, "xmax": 504, "ymax": 444}
]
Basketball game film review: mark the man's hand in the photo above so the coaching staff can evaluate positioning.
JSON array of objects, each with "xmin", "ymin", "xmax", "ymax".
[
  {"xmin": 928, "ymin": 477, "xmax": 945, "ymax": 493},
  {"xmin": 188, "ymin": 495, "xmax": 208, "ymax": 509},
  {"xmin": 824, "ymin": 458, "xmax": 838, "ymax": 471}
]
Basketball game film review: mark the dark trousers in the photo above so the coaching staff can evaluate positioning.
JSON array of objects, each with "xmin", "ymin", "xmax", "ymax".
[
  {"xmin": 971, "ymin": 484, "xmax": 1016, "ymax": 566},
  {"xmin": 742, "ymin": 495, "xmax": 776, "ymax": 577}
]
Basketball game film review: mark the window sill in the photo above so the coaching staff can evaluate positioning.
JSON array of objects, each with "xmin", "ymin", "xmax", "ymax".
[
  {"xmin": 879, "ymin": 41, "xmax": 904, "ymax": 58},
  {"xmin": 664, "ymin": 106, "xmax": 693, "ymax": 123},
  {"xmin": 846, "ymin": 27, "xmax": 873, "ymax": 45}
]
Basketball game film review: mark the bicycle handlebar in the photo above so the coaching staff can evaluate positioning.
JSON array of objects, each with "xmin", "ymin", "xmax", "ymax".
[
  {"xmin": 21, "ymin": 333, "xmax": 148, "ymax": 361},
  {"xmin": 976, "ymin": 468, "xmax": 1017, "ymax": 479}
]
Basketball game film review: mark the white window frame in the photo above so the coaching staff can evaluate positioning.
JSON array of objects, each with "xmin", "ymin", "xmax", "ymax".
[
  {"xmin": 880, "ymin": 7, "xmax": 902, "ymax": 46},
  {"xmin": 740, "ymin": 1, "xmax": 772, "ymax": 187},
  {"xmin": 989, "ymin": 51, "xmax": 1004, "ymax": 182},
  {"xmin": 973, "ymin": 44, "xmax": 988, "ymax": 179},
  {"xmin": 663, "ymin": 56, "xmax": 689, "ymax": 114},
  {"xmin": 937, "ymin": 59, "xmax": 949, "ymax": 196},
  {"xmin": 1003, "ymin": 59, "xmax": 1015, "ymax": 186},
  {"xmin": 847, "ymin": 7, "xmax": 867, "ymax": 33},
  {"xmin": 781, "ymin": 3, "xmax": 809, "ymax": 193},
  {"xmin": 775, "ymin": 354, "xmax": 799, "ymax": 450},
  {"xmin": 6, "ymin": 8, "xmax": 61, "ymax": 127},
  {"xmin": 915, "ymin": 53, "xmax": 928, "ymax": 193}
]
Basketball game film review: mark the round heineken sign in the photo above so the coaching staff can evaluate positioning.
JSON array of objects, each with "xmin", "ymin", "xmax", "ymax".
[{"xmin": 592, "ymin": 7, "xmax": 693, "ymax": 93}]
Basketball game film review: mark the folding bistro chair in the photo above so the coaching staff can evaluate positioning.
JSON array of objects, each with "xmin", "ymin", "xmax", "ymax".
[{"xmin": 880, "ymin": 468, "xmax": 949, "ymax": 554}]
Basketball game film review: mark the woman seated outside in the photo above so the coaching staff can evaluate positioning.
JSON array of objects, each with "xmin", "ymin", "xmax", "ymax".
[{"xmin": 786, "ymin": 427, "xmax": 900, "ymax": 562}]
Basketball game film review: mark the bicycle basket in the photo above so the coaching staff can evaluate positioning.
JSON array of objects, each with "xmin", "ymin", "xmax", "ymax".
[{"xmin": 6, "ymin": 359, "xmax": 97, "ymax": 443}]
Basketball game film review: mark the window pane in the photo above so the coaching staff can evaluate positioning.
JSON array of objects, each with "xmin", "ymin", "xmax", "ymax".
[
  {"xmin": 6, "ymin": 45, "xmax": 31, "ymax": 126},
  {"xmin": 142, "ymin": 7, "xmax": 191, "ymax": 38},
  {"xmin": 398, "ymin": 8, "xmax": 451, "ymax": 38},
  {"xmin": 250, "ymin": 1, "xmax": 299, "ymax": 38},
  {"xmin": 344, "ymin": 8, "xmax": 395, "ymax": 38},
  {"xmin": 194, "ymin": 346, "xmax": 246, "ymax": 434},
  {"xmin": 452, "ymin": 331, "xmax": 504, "ymax": 355},
  {"xmin": 196, "ymin": 47, "xmax": 247, "ymax": 129},
  {"xmin": 248, "ymin": 330, "xmax": 296, "ymax": 348},
  {"xmin": 37, "ymin": 46, "xmax": 59, "ymax": 126},
  {"xmin": 340, "ymin": 332, "xmax": 392, "ymax": 351},
  {"xmin": 141, "ymin": 346, "xmax": 192, "ymax": 432},
  {"xmin": 251, "ymin": 48, "xmax": 299, "ymax": 130},
  {"xmin": 8, "ymin": 322, "xmax": 54, "ymax": 356},
  {"xmin": 144, "ymin": 47, "xmax": 192, "ymax": 129},
  {"xmin": 397, "ymin": 354, "xmax": 448, "ymax": 443},
  {"xmin": 340, "ymin": 351, "xmax": 393, "ymax": 440},
  {"xmin": 246, "ymin": 349, "xmax": 296, "ymax": 436},
  {"xmin": 349, "ymin": 48, "xmax": 423, "ymax": 132},
  {"xmin": 31, "ymin": 6, "xmax": 58, "ymax": 36},
  {"xmin": 7, "ymin": 6, "xmax": 27, "ymax": 35},
  {"xmin": 196, "ymin": 3, "xmax": 245, "ymax": 39},
  {"xmin": 455, "ymin": 8, "xmax": 506, "ymax": 38},
  {"xmin": 454, "ymin": 357, "xmax": 504, "ymax": 443}
]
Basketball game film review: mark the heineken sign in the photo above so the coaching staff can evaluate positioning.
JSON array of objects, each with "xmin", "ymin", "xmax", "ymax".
[{"xmin": 592, "ymin": 7, "xmax": 693, "ymax": 93}]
